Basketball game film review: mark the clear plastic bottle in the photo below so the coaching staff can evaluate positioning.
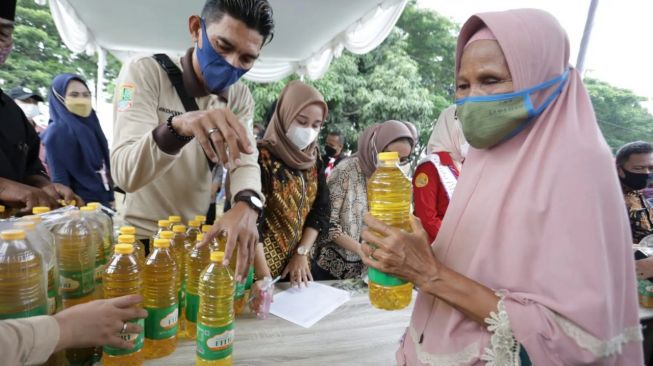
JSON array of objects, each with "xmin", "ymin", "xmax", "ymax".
[
  {"xmin": 102, "ymin": 244, "xmax": 144, "ymax": 366},
  {"xmin": 80, "ymin": 206, "xmax": 106, "ymax": 299},
  {"xmin": 143, "ymin": 238, "xmax": 178, "ymax": 359},
  {"xmin": 151, "ymin": 219, "xmax": 170, "ymax": 245},
  {"xmin": 118, "ymin": 234, "xmax": 145, "ymax": 268},
  {"xmin": 185, "ymin": 233, "xmax": 211, "ymax": 339},
  {"xmin": 172, "ymin": 225, "xmax": 187, "ymax": 337},
  {"xmin": 195, "ymin": 215, "xmax": 207, "ymax": 225},
  {"xmin": 87, "ymin": 202, "xmax": 114, "ymax": 260},
  {"xmin": 214, "ymin": 233, "xmax": 252, "ymax": 316},
  {"xmin": 187, "ymin": 220, "xmax": 202, "ymax": 244},
  {"xmin": 120, "ymin": 226, "xmax": 145, "ymax": 265},
  {"xmin": 168, "ymin": 216, "xmax": 182, "ymax": 231},
  {"xmin": 367, "ymin": 151, "xmax": 413, "ymax": 310},
  {"xmin": 196, "ymin": 251, "xmax": 234, "ymax": 366},
  {"xmin": 0, "ymin": 229, "xmax": 47, "ymax": 319},
  {"xmin": 52, "ymin": 210, "xmax": 96, "ymax": 364}
]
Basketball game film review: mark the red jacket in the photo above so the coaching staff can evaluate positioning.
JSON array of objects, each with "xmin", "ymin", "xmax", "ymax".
[{"xmin": 412, "ymin": 152, "xmax": 459, "ymax": 243}]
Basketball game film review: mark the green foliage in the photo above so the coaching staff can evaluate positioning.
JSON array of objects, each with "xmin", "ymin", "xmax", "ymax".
[
  {"xmin": 0, "ymin": 0, "xmax": 120, "ymax": 100},
  {"xmin": 585, "ymin": 78, "xmax": 653, "ymax": 151}
]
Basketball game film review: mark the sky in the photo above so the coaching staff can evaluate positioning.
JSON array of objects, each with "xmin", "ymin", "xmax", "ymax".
[{"xmin": 417, "ymin": 0, "xmax": 653, "ymax": 111}]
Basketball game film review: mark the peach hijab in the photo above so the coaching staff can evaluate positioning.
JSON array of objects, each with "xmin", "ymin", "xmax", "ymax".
[{"xmin": 398, "ymin": 9, "xmax": 642, "ymax": 365}]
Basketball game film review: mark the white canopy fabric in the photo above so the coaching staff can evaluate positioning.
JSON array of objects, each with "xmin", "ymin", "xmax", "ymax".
[{"xmin": 49, "ymin": 0, "xmax": 407, "ymax": 82}]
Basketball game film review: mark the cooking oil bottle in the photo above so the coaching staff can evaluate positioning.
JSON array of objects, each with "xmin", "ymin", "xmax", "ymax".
[
  {"xmin": 52, "ymin": 210, "xmax": 97, "ymax": 365},
  {"xmin": 32, "ymin": 206, "xmax": 51, "ymax": 215},
  {"xmin": 367, "ymin": 151, "xmax": 413, "ymax": 310},
  {"xmin": 102, "ymin": 243, "xmax": 144, "ymax": 366},
  {"xmin": 187, "ymin": 220, "xmax": 202, "ymax": 244},
  {"xmin": 195, "ymin": 215, "xmax": 207, "ymax": 225},
  {"xmin": 196, "ymin": 251, "xmax": 234, "ymax": 365},
  {"xmin": 214, "ymin": 233, "xmax": 253, "ymax": 316},
  {"xmin": 185, "ymin": 233, "xmax": 211, "ymax": 339},
  {"xmin": 172, "ymin": 225, "xmax": 187, "ymax": 337},
  {"xmin": 120, "ymin": 226, "xmax": 145, "ymax": 266},
  {"xmin": 168, "ymin": 216, "xmax": 182, "ymax": 230},
  {"xmin": 0, "ymin": 229, "xmax": 47, "ymax": 319},
  {"xmin": 143, "ymin": 238, "xmax": 178, "ymax": 359},
  {"xmin": 152, "ymin": 220, "xmax": 170, "ymax": 244},
  {"xmin": 80, "ymin": 206, "xmax": 106, "ymax": 299},
  {"xmin": 87, "ymin": 202, "xmax": 114, "ymax": 260},
  {"xmin": 118, "ymin": 234, "xmax": 145, "ymax": 268}
]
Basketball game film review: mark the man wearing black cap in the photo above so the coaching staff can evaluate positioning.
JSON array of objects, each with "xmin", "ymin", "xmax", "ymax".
[
  {"xmin": 7, "ymin": 86, "xmax": 44, "ymax": 128},
  {"xmin": 0, "ymin": 0, "xmax": 80, "ymax": 213}
]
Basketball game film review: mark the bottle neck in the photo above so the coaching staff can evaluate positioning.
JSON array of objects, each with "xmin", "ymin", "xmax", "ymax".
[{"xmin": 378, "ymin": 159, "xmax": 399, "ymax": 168}]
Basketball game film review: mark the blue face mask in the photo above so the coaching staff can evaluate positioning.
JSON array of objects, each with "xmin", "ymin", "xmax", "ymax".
[
  {"xmin": 455, "ymin": 69, "xmax": 569, "ymax": 149},
  {"xmin": 196, "ymin": 19, "xmax": 249, "ymax": 94}
]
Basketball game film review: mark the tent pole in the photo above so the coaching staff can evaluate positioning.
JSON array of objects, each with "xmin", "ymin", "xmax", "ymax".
[
  {"xmin": 576, "ymin": 0, "xmax": 599, "ymax": 75},
  {"xmin": 96, "ymin": 46, "xmax": 107, "ymax": 105}
]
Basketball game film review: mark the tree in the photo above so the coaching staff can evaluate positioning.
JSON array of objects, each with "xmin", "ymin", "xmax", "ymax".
[
  {"xmin": 585, "ymin": 78, "xmax": 653, "ymax": 150},
  {"xmin": 0, "ymin": 0, "xmax": 120, "ymax": 100}
]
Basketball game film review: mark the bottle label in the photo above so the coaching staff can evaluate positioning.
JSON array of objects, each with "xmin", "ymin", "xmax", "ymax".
[
  {"xmin": 196, "ymin": 322, "xmax": 234, "ymax": 361},
  {"xmin": 234, "ymin": 282, "xmax": 245, "ymax": 300},
  {"xmin": 59, "ymin": 269, "xmax": 95, "ymax": 299},
  {"xmin": 185, "ymin": 292, "xmax": 199, "ymax": 323},
  {"xmin": 103, "ymin": 318, "xmax": 144, "ymax": 356},
  {"xmin": 368, "ymin": 267, "xmax": 406, "ymax": 287},
  {"xmin": 0, "ymin": 304, "xmax": 47, "ymax": 319},
  {"xmin": 179, "ymin": 281, "xmax": 186, "ymax": 308},
  {"xmin": 244, "ymin": 266, "xmax": 255, "ymax": 290},
  {"xmin": 639, "ymin": 280, "xmax": 653, "ymax": 297},
  {"xmin": 145, "ymin": 304, "xmax": 178, "ymax": 340}
]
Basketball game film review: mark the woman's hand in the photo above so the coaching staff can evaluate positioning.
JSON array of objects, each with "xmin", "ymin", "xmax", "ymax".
[
  {"xmin": 281, "ymin": 254, "xmax": 313, "ymax": 288},
  {"xmin": 360, "ymin": 213, "xmax": 441, "ymax": 287},
  {"xmin": 636, "ymin": 257, "xmax": 653, "ymax": 279},
  {"xmin": 249, "ymin": 279, "xmax": 275, "ymax": 313}
]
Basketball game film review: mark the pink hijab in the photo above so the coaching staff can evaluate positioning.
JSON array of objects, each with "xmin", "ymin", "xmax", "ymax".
[{"xmin": 398, "ymin": 9, "xmax": 642, "ymax": 365}]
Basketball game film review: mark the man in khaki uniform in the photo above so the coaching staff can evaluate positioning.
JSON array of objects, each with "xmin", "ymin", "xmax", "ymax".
[{"xmin": 111, "ymin": 0, "xmax": 274, "ymax": 280}]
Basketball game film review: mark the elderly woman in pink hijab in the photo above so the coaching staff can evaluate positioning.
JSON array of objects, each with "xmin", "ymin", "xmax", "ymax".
[{"xmin": 361, "ymin": 9, "xmax": 642, "ymax": 365}]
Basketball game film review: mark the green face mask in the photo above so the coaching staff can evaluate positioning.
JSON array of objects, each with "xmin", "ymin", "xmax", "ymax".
[{"xmin": 455, "ymin": 69, "xmax": 569, "ymax": 149}]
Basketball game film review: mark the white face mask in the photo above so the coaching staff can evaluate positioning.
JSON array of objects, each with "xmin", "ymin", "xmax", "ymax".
[
  {"xmin": 460, "ymin": 142, "xmax": 470, "ymax": 158},
  {"xmin": 16, "ymin": 101, "xmax": 40, "ymax": 119},
  {"xmin": 286, "ymin": 124, "xmax": 319, "ymax": 150}
]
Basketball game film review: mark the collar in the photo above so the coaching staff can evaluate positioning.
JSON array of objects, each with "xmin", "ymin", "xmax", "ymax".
[{"xmin": 180, "ymin": 47, "xmax": 228, "ymax": 102}]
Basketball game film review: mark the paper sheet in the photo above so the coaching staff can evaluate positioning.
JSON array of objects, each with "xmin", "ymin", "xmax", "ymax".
[{"xmin": 269, "ymin": 282, "xmax": 351, "ymax": 328}]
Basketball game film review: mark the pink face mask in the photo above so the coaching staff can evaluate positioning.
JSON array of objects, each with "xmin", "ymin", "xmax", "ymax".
[{"xmin": 0, "ymin": 41, "xmax": 12, "ymax": 65}]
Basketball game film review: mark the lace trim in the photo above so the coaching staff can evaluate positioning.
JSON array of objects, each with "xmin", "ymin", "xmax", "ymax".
[
  {"xmin": 553, "ymin": 313, "xmax": 643, "ymax": 358},
  {"xmin": 480, "ymin": 293, "xmax": 520, "ymax": 366},
  {"xmin": 408, "ymin": 326, "xmax": 479, "ymax": 366}
]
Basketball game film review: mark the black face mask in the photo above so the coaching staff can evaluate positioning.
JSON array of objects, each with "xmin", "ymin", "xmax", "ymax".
[
  {"xmin": 325, "ymin": 145, "xmax": 338, "ymax": 158},
  {"xmin": 620, "ymin": 169, "xmax": 653, "ymax": 191}
]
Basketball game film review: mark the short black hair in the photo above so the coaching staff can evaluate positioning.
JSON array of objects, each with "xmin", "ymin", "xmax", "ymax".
[
  {"xmin": 616, "ymin": 141, "xmax": 653, "ymax": 167},
  {"xmin": 202, "ymin": 0, "xmax": 274, "ymax": 45},
  {"xmin": 327, "ymin": 130, "xmax": 344, "ymax": 146}
]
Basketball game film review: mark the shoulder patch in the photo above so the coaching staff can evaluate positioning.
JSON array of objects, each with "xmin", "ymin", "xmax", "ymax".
[
  {"xmin": 415, "ymin": 172, "xmax": 429, "ymax": 188},
  {"xmin": 117, "ymin": 83, "xmax": 136, "ymax": 112}
]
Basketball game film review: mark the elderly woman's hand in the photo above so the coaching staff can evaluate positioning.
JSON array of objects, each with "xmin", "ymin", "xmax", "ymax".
[
  {"xmin": 636, "ymin": 256, "xmax": 653, "ymax": 279},
  {"xmin": 360, "ymin": 213, "xmax": 440, "ymax": 287}
]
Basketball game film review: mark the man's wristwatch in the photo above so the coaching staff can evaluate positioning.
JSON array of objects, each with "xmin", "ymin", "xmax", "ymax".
[
  {"xmin": 296, "ymin": 246, "xmax": 309, "ymax": 256},
  {"xmin": 234, "ymin": 193, "xmax": 263, "ymax": 215}
]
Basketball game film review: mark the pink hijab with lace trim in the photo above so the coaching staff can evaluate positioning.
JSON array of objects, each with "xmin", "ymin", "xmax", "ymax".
[{"xmin": 397, "ymin": 9, "xmax": 642, "ymax": 365}]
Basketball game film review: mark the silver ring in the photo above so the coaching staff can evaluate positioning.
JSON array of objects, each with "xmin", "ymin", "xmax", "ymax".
[
  {"xmin": 207, "ymin": 128, "xmax": 219, "ymax": 135},
  {"xmin": 120, "ymin": 322, "xmax": 128, "ymax": 334}
]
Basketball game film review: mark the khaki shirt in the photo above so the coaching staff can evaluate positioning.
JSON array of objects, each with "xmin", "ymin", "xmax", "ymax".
[
  {"xmin": 0, "ymin": 315, "xmax": 59, "ymax": 365},
  {"xmin": 111, "ymin": 55, "xmax": 261, "ymax": 237}
]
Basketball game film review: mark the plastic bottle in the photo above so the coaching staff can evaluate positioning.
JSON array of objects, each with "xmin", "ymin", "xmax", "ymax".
[
  {"xmin": 214, "ymin": 233, "xmax": 253, "ymax": 315},
  {"xmin": 102, "ymin": 244, "xmax": 144, "ymax": 366},
  {"xmin": 367, "ymin": 151, "xmax": 413, "ymax": 310},
  {"xmin": 118, "ymin": 234, "xmax": 145, "ymax": 268},
  {"xmin": 195, "ymin": 215, "xmax": 207, "ymax": 225},
  {"xmin": 196, "ymin": 251, "xmax": 234, "ymax": 366},
  {"xmin": 80, "ymin": 206, "xmax": 106, "ymax": 299},
  {"xmin": 87, "ymin": 203, "xmax": 114, "ymax": 260},
  {"xmin": 120, "ymin": 227, "xmax": 145, "ymax": 266},
  {"xmin": 185, "ymin": 233, "xmax": 211, "ymax": 339},
  {"xmin": 32, "ymin": 206, "xmax": 51, "ymax": 215},
  {"xmin": 187, "ymin": 220, "xmax": 202, "ymax": 245},
  {"xmin": 172, "ymin": 225, "xmax": 187, "ymax": 337},
  {"xmin": 152, "ymin": 219, "xmax": 170, "ymax": 243},
  {"xmin": 0, "ymin": 205, "xmax": 5, "ymax": 219},
  {"xmin": 52, "ymin": 210, "xmax": 96, "ymax": 364},
  {"xmin": 168, "ymin": 216, "xmax": 182, "ymax": 230},
  {"xmin": 143, "ymin": 238, "xmax": 178, "ymax": 359},
  {"xmin": 0, "ymin": 229, "xmax": 47, "ymax": 319}
]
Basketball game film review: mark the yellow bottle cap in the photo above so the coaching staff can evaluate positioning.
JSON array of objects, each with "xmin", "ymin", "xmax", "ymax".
[
  {"xmin": 0, "ymin": 205, "xmax": 4, "ymax": 213},
  {"xmin": 80, "ymin": 206, "xmax": 95, "ymax": 212},
  {"xmin": 197, "ymin": 233, "xmax": 204, "ymax": 242},
  {"xmin": 87, "ymin": 202, "xmax": 101, "ymax": 209},
  {"xmin": 158, "ymin": 219, "xmax": 170, "ymax": 228},
  {"xmin": 195, "ymin": 215, "xmax": 207, "ymax": 223},
  {"xmin": 188, "ymin": 220, "xmax": 201, "ymax": 228},
  {"xmin": 210, "ymin": 251, "xmax": 225, "ymax": 262},
  {"xmin": 120, "ymin": 226, "xmax": 136, "ymax": 235},
  {"xmin": 201, "ymin": 225, "xmax": 212, "ymax": 233},
  {"xmin": 1, "ymin": 230, "xmax": 26, "ymax": 240},
  {"xmin": 22, "ymin": 214, "xmax": 42, "ymax": 223},
  {"xmin": 173, "ymin": 225, "xmax": 186, "ymax": 233},
  {"xmin": 13, "ymin": 221, "xmax": 35, "ymax": 231},
  {"xmin": 378, "ymin": 151, "xmax": 399, "ymax": 161},
  {"xmin": 168, "ymin": 215, "xmax": 181, "ymax": 223},
  {"xmin": 32, "ymin": 206, "xmax": 50, "ymax": 214},
  {"xmin": 118, "ymin": 234, "xmax": 135, "ymax": 244},
  {"xmin": 114, "ymin": 244, "xmax": 134, "ymax": 254},
  {"xmin": 159, "ymin": 231, "xmax": 174, "ymax": 239},
  {"xmin": 153, "ymin": 238, "xmax": 170, "ymax": 248}
]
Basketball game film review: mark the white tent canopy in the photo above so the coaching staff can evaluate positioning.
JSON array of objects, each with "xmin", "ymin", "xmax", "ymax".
[{"xmin": 49, "ymin": 0, "xmax": 407, "ymax": 82}]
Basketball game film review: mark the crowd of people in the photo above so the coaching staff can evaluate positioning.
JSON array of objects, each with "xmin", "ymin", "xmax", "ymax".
[{"xmin": 1, "ymin": 0, "xmax": 652, "ymax": 364}]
